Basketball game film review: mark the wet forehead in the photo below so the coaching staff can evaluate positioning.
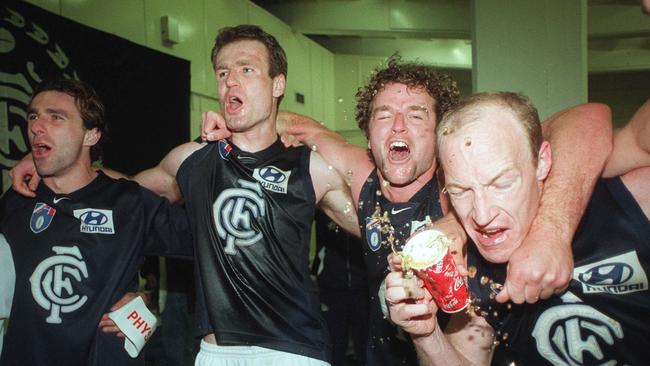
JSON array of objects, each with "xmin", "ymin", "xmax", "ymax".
[
  {"xmin": 372, "ymin": 83, "xmax": 435, "ymax": 111},
  {"xmin": 215, "ymin": 39, "xmax": 269, "ymax": 69},
  {"xmin": 441, "ymin": 114, "xmax": 528, "ymax": 183}
]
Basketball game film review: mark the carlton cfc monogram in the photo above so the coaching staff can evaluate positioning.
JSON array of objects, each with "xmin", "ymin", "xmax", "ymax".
[
  {"xmin": 213, "ymin": 179, "xmax": 266, "ymax": 255},
  {"xmin": 30, "ymin": 246, "xmax": 89, "ymax": 324}
]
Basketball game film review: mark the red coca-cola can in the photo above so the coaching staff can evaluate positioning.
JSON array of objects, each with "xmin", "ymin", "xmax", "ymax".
[{"xmin": 402, "ymin": 229, "xmax": 469, "ymax": 313}]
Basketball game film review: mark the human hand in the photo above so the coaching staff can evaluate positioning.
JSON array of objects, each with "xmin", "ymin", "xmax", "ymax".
[
  {"xmin": 200, "ymin": 110, "xmax": 231, "ymax": 142},
  {"xmin": 496, "ymin": 223, "xmax": 573, "ymax": 304},
  {"xmin": 279, "ymin": 133, "xmax": 303, "ymax": 148},
  {"xmin": 10, "ymin": 154, "xmax": 38, "ymax": 197},
  {"xmin": 384, "ymin": 255, "xmax": 439, "ymax": 337},
  {"xmin": 98, "ymin": 292, "xmax": 148, "ymax": 337},
  {"xmin": 277, "ymin": 111, "xmax": 307, "ymax": 148}
]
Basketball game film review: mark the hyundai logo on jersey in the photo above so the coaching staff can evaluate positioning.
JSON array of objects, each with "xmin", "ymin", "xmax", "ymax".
[
  {"xmin": 579, "ymin": 263, "xmax": 633, "ymax": 285},
  {"xmin": 30, "ymin": 203, "xmax": 56, "ymax": 234},
  {"xmin": 218, "ymin": 139, "xmax": 232, "ymax": 160},
  {"xmin": 574, "ymin": 251, "xmax": 648, "ymax": 295},
  {"xmin": 80, "ymin": 210, "xmax": 109, "ymax": 225},
  {"xmin": 253, "ymin": 165, "xmax": 291, "ymax": 194},
  {"xmin": 73, "ymin": 208, "xmax": 115, "ymax": 234}
]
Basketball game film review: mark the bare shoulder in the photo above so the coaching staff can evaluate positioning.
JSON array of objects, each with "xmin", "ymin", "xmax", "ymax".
[
  {"xmin": 542, "ymin": 102, "xmax": 611, "ymax": 127},
  {"xmin": 133, "ymin": 141, "xmax": 204, "ymax": 201},
  {"xmin": 161, "ymin": 141, "xmax": 205, "ymax": 174}
]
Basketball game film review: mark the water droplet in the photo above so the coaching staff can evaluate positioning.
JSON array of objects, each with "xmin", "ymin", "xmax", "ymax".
[{"xmin": 468, "ymin": 266, "xmax": 477, "ymax": 278}]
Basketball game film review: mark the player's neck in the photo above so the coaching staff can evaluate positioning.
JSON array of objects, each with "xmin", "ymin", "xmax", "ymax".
[
  {"xmin": 42, "ymin": 161, "xmax": 98, "ymax": 195},
  {"xmin": 230, "ymin": 114, "xmax": 278, "ymax": 153},
  {"xmin": 379, "ymin": 165, "xmax": 437, "ymax": 203}
]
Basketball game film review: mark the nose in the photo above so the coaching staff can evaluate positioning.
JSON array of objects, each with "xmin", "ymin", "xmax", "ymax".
[
  {"xmin": 29, "ymin": 114, "xmax": 46, "ymax": 136},
  {"xmin": 471, "ymin": 190, "xmax": 496, "ymax": 227},
  {"xmin": 225, "ymin": 71, "xmax": 239, "ymax": 87},
  {"xmin": 391, "ymin": 113, "xmax": 406, "ymax": 134}
]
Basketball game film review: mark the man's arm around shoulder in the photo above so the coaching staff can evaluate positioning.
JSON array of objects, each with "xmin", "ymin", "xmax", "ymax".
[
  {"xmin": 278, "ymin": 111, "xmax": 373, "ymax": 204},
  {"xmin": 497, "ymin": 103, "xmax": 613, "ymax": 304},
  {"xmin": 310, "ymin": 150, "xmax": 360, "ymax": 237},
  {"xmin": 133, "ymin": 141, "xmax": 203, "ymax": 203}
]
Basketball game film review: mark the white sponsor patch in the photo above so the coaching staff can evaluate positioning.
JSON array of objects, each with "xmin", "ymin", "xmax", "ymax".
[
  {"xmin": 73, "ymin": 208, "xmax": 115, "ymax": 234},
  {"xmin": 573, "ymin": 251, "xmax": 648, "ymax": 295},
  {"xmin": 253, "ymin": 165, "xmax": 291, "ymax": 194}
]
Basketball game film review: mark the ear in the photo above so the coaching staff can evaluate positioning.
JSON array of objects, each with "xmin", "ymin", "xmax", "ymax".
[
  {"xmin": 272, "ymin": 74, "xmax": 286, "ymax": 99},
  {"xmin": 536, "ymin": 141, "xmax": 552, "ymax": 181},
  {"xmin": 83, "ymin": 128, "xmax": 101, "ymax": 147}
]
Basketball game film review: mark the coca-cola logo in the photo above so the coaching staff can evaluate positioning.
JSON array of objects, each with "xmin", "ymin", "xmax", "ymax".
[{"xmin": 453, "ymin": 276, "xmax": 465, "ymax": 291}]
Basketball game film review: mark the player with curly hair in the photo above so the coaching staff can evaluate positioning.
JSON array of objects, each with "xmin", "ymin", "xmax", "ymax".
[{"xmin": 201, "ymin": 53, "xmax": 612, "ymax": 365}]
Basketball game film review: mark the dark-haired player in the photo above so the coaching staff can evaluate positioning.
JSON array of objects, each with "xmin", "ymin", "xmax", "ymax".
[
  {"xmin": 202, "ymin": 55, "xmax": 612, "ymax": 364},
  {"xmin": 11, "ymin": 25, "xmax": 358, "ymax": 366},
  {"xmin": 0, "ymin": 79, "xmax": 192, "ymax": 365}
]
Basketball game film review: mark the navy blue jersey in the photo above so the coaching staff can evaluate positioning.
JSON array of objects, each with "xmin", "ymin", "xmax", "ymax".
[
  {"xmin": 468, "ymin": 177, "xmax": 650, "ymax": 365},
  {"xmin": 313, "ymin": 210, "xmax": 367, "ymax": 291},
  {"xmin": 176, "ymin": 139, "xmax": 330, "ymax": 362},
  {"xmin": 0, "ymin": 171, "xmax": 191, "ymax": 366},
  {"xmin": 357, "ymin": 170, "xmax": 444, "ymax": 365}
]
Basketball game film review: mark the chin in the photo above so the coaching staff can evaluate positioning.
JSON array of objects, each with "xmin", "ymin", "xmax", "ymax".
[
  {"xmin": 380, "ymin": 169, "xmax": 416, "ymax": 187},
  {"xmin": 475, "ymin": 243, "xmax": 514, "ymax": 264}
]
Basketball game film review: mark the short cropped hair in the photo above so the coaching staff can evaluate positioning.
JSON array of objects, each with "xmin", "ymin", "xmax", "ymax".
[
  {"xmin": 30, "ymin": 79, "xmax": 106, "ymax": 162},
  {"xmin": 211, "ymin": 24, "xmax": 287, "ymax": 79},
  {"xmin": 436, "ymin": 92, "xmax": 543, "ymax": 165},
  {"xmin": 355, "ymin": 54, "xmax": 459, "ymax": 138},
  {"xmin": 211, "ymin": 25, "xmax": 288, "ymax": 106}
]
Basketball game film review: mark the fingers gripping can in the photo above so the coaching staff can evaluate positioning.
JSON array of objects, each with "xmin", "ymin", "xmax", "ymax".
[{"xmin": 402, "ymin": 229, "xmax": 469, "ymax": 313}]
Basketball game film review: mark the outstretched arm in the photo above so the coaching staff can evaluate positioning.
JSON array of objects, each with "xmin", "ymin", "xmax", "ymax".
[
  {"xmin": 132, "ymin": 142, "xmax": 203, "ymax": 203},
  {"xmin": 10, "ymin": 141, "xmax": 203, "ymax": 203},
  {"xmin": 202, "ymin": 110, "xmax": 374, "ymax": 205},
  {"xmin": 497, "ymin": 103, "xmax": 613, "ymax": 304},
  {"xmin": 311, "ymin": 151, "xmax": 360, "ymax": 237},
  {"xmin": 278, "ymin": 112, "xmax": 373, "ymax": 204}
]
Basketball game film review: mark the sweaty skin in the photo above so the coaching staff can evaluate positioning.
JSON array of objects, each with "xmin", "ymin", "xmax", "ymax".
[{"xmin": 198, "ymin": 98, "xmax": 611, "ymax": 304}]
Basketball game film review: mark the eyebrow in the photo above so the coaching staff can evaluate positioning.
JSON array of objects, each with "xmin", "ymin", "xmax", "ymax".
[
  {"xmin": 216, "ymin": 59, "xmax": 255, "ymax": 70},
  {"xmin": 444, "ymin": 166, "xmax": 514, "ymax": 191},
  {"xmin": 27, "ymin": 107, "xmax": 69, "ymax": 117},
  {"xmin": 372, "ymin": 104, "xmax": 429, "ymax": 114},
  {"xmin": 372, "ymin": 105, "xmax": 392, "ymax": 114},
  {"xmin": 408, "ymin": 105, "xmax": 429, "ymax": 113},
  {"xmin": 482, "ymin": 166, "xmax": 514, "ymax": 186}
]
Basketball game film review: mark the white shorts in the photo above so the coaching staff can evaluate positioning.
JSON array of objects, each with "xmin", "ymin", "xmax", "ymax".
[{"xmin": 195, "ymin": 340, "xmax": 330, "ymax": 366}]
